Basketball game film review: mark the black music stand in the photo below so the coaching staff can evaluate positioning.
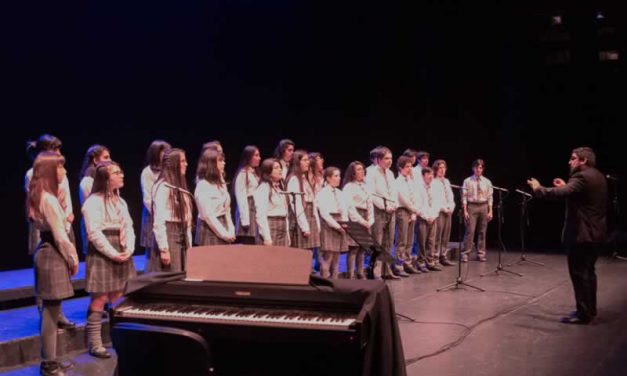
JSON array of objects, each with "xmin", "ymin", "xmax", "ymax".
[
  {"xmin": 437, "ymin": 185, "xmax": 484, "ymax": 292},
  {"xmin": 480, "ymin": 189, "xmax": 522, "ymax": 277},
  {"xmin": 343, "ymin": 221, "xmax": 394, "ymax": 279},
  {"xmin": 508, "ymin": 191, "xmax": 544, "ymax": 267}
]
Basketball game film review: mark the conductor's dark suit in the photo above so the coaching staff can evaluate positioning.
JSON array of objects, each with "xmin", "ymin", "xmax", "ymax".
[{"xmin": 535, "ymin": 165, "xmax": 607, "ymax": 321}]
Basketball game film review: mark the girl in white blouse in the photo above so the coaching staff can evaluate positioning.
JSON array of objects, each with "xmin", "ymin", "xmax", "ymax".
[
  {"xmin": 234, "ymin": 146, "xmax": 261, "ymax": 240},
  {"xmin": 317, "ymin": 167, "xmax": 349, "ymax": 278},
  {"xmin": 254, "ymin": 158, "xmax": 290, "ymax": 246},
  {"xmin": 286, "ymin": 150, "xmax": 321, "ymax": 251},
  {"xmin": 342, "ymin": 161, "xmax": 374, "ymax": 279},
  {"xmin": 147, "ymin": 148, "xmax": 193, "ymax": 272},
  {"xmin": 194, "ymin": 149, "xmax": 235, "ymax": 245},
  {"xmin": 82, "ymin": 161, "xmax": 136, "ymax": 359},
  {"xmin": 27, "ymin": 152, "xmax": 79, "ymax": 376},
  {"xmin": 78, "ymin": 145, "xmax": 111, "ymax": 255},
  {"xmin": 273, "ymin": 139, "xmax": 295, "ymax": 181},
  {"xmin": 140, "ymin": 140, "xmax": 171, "ymax": 253}
]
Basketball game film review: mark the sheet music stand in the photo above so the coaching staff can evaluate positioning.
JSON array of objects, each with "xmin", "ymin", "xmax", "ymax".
[{"xmin": 343, "ymin": 221, "xmax": 394, "ymax": 278}]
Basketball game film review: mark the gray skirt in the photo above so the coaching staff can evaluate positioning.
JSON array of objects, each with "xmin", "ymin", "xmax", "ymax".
[
  {"xmin": 293, "ymin": 202, "xmax": 321, "ymax": 249},
  {"xmin": 86, "ymin": 230, "xmax": 136, "ymax": 293},
  {"xmin": 195, "ymin": 216, "xmax": 229, "ymax": 246},
  {"xmin": 145, "ymin": 222, "xmax": 187, "ymax": 273},
  {"xmin": 34, "ymin": 232, "xmax": 74, "ymax": 301},
  {"xmin": 320, "ymin": 213, "xmax": 348, "ymax": 253},
  {"xmin": 347, "ymin": 208, "xmax": 368, "ymax": 248},
  {"xmin": 140, "ymin": 207, "xmax": 154, "ymax": 248},
  {"xmin": 267, "ymin": 216, "xmax": 289, "ymax": 247},
  {"xmin": 236, "ymin": 196, "xmax": 258, "ymax": 237}
]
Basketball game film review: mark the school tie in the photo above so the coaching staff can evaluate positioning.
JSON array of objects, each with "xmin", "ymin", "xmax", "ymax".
[
  {"xmin": 442, "ymin": 178, "xmax": 450, "ymax": 204},
  {"xmin": 332, "ymin": 188, "xmax": 340, "ymax": 212},
  {"xmin": 426, "ymin": 184, "xmax": 432, "ymax": 207},
  {"xmin": 476, "ymin": 178, "xmax": 484, "ymax": 201}
]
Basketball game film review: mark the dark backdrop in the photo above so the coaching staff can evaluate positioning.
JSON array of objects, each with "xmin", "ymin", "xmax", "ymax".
[{"xmin": 3, "ymin": 1, "xmax": 625, "ymax": 270}]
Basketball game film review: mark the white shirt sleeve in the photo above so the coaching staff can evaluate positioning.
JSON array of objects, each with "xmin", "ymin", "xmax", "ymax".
[
  {"xmin": 79, "ymin": 176, "xmax": 93, "ymax": 206},
  {"xmin": 42, "ymin": 193, "xmax": 78, "ymax": 266},
  {"xmin": 234, "ymin": 170, "xmax": 250, "ymax": 227},
  {"xmin": 121, "ymin": 198, "xmax": 136, "ymax": 254},
  {"xmin": 141, "ymin": 167, "xmax": 155, "ymax": 213},
  {"xmin": 254, "ymin": 183, "xmax": 272, "ymax": 243},
  {"xmin": 152, "ymin": 183, "xmax": 170, "ymax": 251}
]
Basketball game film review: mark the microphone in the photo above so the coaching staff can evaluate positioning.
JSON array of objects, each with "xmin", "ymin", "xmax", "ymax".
[
  {"xmin": 450, "ymin": 184, "xmax": 467, "ymax": 190},
  {"xmin": 515, "ymin": 189, "xmax": 532, "ymax": 198},
  {"xmin": 606, "ymin": 174, "xmax": 619, "ymax": 181},
  {"xmin": 493, "ymin": 185, "xmax": 509, "ymax": 192},
  {"xmin": 163, "ymin": 182, "xmax": 194, "ymax": 197}
]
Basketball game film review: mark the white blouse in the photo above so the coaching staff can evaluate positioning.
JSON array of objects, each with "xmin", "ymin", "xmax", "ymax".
[
  {"xmin": 152, "ymin": 181, "xmax": 193, "ymax": 252},
  {"xmin": 343, "ymin": 181, "xmax": 374, "ymax": 228},
  {"xmin": 233, "ymin": 168, "xmax": 260, "ymax": 227},
  {"xmin": 32, "ymin": 192, "xmax": 79, "ymax": 267},
  {"xmin": 253, "ymin": 182, "xmax": 289, "ymax": 243},
  {"xmin": 82, "ymin": 193, "xmax": 135, "ymax": 259},
  {"xmin": 364, "ymin": 166, "xmax": 398, "ymax": 211},
  {"xmin": 395, "ymin": 174, "xmax": 419, "ymax": 214},
  {"xmin": 79, "ymin": 176, "xmax": 94, "ymax": 206},
  {"xmin": 286, "ymin": 175, "xmax": 320, "ymax": 233},
  {"xmin": 195, "ymin": 179, "xmax": 235, "ymax": 240},
  {"xmin": 141, "ymin": 166, "xmax": 160, "ymax": 213},
  {"xmin": 316, "ymin": 186, "xmax": 348, "ymax": 230},
  {"xmin": 432, "ymin": 177, "xmax": 456, "ymax": 213}
]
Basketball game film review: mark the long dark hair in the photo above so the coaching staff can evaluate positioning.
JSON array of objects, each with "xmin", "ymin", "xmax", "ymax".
[
  {"xmin": 91, "ymin": 161, "xmax": 121, "ymax": 197},
  {"xmin": 157, "ymin": 148, "xmax": 191, "ymax": 221},
  {"xmin": 27, "ymin": 152, "xmax": 65, "ymax": 222},
  {"xmin": 286, "ymin": 150, "xmax": 309, "ymax": 206},
  {"xmin": 145, "ymin": 140, "xmax": 171, "ymax": 170},
  {"xmin": 234, "ymin": 145, "xmax": 260, "ymax": 194},
  {"xmin": 259, "ymin": 158, "xmax": 281, "ymax": 200},
  {"xmin": 196, "ymin": 149, "xmax": 225, "ymax": 187},
  {"xmin": 342, "ymin": 161, "xmax": 365, "ymax": 187},
  {"xmin": 80, "ymin": 144, "xmax": 109, "ymax": 179},
  {"xmin": 26, "ymin": 134, "xmax": 62, "ymax": 162},
  {"xmin": 306, "ymin": 152, "xmax": 323, "ymax": 192},
  {"xmin": 273, "ymin": 139, "xmax": 294, "ymax": 160}
]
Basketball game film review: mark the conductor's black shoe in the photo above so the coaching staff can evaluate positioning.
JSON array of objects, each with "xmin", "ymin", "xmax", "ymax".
[
  {"xmin": 57, "ymin": 320, "xmax": 76, "ymax": 331},
  {"xmin": 560, "ymin": 314, "xmax": 591, "ymax": 325},
  {"xmin": 89, "ymin": 347, "xmax": 112, "ymax": 359}
]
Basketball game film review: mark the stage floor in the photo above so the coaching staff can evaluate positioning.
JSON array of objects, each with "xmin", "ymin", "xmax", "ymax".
[{"xmin": 1, "ymin": 250, "xmax": 626, "ymax": 376}]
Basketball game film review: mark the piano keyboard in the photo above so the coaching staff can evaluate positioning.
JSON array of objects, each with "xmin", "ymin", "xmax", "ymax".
[{"xmin": 117, "ymin": 302, "xmax": 357, "ymax": 330}]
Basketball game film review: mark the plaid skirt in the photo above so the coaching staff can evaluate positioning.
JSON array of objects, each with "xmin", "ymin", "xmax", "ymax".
[
  {"xmin": 195, "ymin": 216, "xmax": 229, "ymax": 246},
  {"xmin": 145, "ymin": 222, "xmax": 187, "ymax": 273},
  {"xmin": 320, "ymin": 214, "xmax": 348, "ymax": 253},
  {"xmin": 140, "ymin": 207, "xmax": 154, "ymax": 248},
  {"xmin": 236, "ymin": 196, "xmax": 258, "ymax": 237},
  {"xmin": 86, "ymin": 230, "xmax": 136, "ymax": 293},
  {"xmin": 267, "ymin": 216, "xmax": 289, "ymax": 247},
  {"xmin": 347, "ymin": 208, "xmax": 368, "ymax": 247},
  {"xmin": 293, "ymin": 202, "xmax": 321, "ymax": 249},
  {"xmin": 34, "ymin": 232, "xmax": 74, "ymax": 300}
]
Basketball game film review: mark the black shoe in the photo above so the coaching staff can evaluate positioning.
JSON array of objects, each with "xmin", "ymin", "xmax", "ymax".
[
  {"xmin": 560, "ymin": 315, "xmax": 591, "ymax": 325},
  {"xmin": 89, "ymin": 347, "xmax": 112, "ymax": 359},
  {"xmin": 57, "ymin": 320, "xmax": 76, "ymax": 331},
  {"xmin": 40, "ymin": 361, "xmax": 66, "ymax": 376},
  {"xmin": 427, "ymin": 264, "xmax": 443, "ymax": 271},
  {"xmin": 440, "ymin": 258, "xmax": 456, "ymax": 266}
]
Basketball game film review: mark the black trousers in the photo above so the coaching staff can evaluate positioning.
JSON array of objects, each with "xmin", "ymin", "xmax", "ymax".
[{"xmin": 567, "ymin": 243, "xmax": 599, "ymax": 320}]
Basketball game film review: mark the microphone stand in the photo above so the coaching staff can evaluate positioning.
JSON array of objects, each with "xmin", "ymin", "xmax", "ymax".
[
  {"xmin": 481, "ymin": 188, "xmax": 522, "ymax": 277},
  {"xmin": 508, "ymin": 191, "xmax": 544, "ymax": 267},
  {"xmin": 438, "ymin": 185, "xmax": 484, "ymax": 292}
]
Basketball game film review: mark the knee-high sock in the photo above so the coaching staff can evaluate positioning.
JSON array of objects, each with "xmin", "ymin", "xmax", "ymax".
[
  {"xmin": 41, "ymin": 300, "xmax": 61, "ymax": 361},
  {"xmin": 86, "ymin": 310, "xmax": 104, "ymax": 351}
]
